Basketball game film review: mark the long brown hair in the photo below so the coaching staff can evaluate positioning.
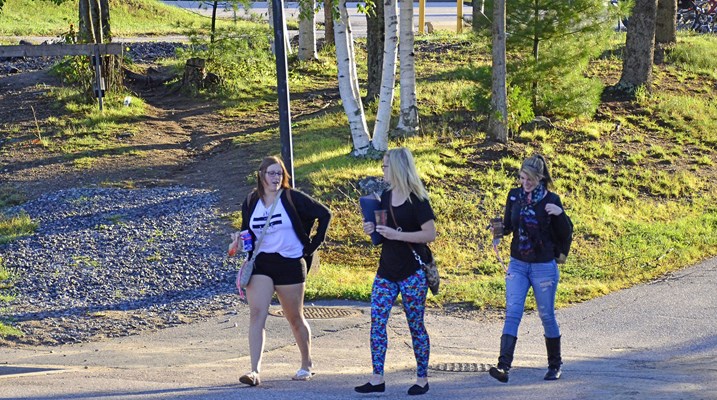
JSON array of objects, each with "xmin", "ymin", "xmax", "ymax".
[{"xmin": 256, "ymin": 156, "xmax": 292, "ymax": 199}]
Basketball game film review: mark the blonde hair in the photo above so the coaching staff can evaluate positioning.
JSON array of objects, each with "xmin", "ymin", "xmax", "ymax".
[
  {"xmin": 520, "ymin": 154, "xmax": 552, "ymax": 188},
  {"xmin": 256, "ymin": 156, "xmax": 292, "ymax": 199},
  {"xmin": 385, "ymin": 147, "xmax": 429, "ymax": 202}
]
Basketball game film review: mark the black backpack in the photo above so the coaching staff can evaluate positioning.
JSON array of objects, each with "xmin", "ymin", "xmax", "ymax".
[{"xmin": 547, "ymin": 193, "xmax": 574, "ymax": 264}]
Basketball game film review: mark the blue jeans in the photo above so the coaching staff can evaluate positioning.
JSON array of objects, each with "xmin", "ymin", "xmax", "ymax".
[{"xmin": 502, "ymin": 258, "xmax": 561, "ymax": 338}]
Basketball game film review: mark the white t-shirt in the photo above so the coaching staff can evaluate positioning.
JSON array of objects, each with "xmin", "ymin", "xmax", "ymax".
[{"xmin": 250, "ymin": 198, "xmax": 303, "ymax": 258}]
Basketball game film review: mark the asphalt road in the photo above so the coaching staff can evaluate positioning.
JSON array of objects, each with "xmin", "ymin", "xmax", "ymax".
[{"xmin": 1, "ymin": 256, "xmax": 716, "ymax": 399}]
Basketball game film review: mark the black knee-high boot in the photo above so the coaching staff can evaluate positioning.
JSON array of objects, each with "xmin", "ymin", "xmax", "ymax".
[
  {"xmin": 544, "ymin": 336, "xmax": 562, "ymax": 380},
  {"xmin": 489, "ymin": 334, "xmax": 517, "ymax": 383}
]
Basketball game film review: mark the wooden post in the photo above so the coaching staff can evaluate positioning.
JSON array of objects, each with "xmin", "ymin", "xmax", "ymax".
[
  {"xmin": 457, "ymin": 0, "xmax": 463, "ymax": 33},
  {"xmin": 419, "ymin": 0, "xmax": 425, "ymax": 34}
]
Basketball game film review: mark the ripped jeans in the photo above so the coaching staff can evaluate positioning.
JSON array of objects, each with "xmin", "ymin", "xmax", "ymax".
[{"xmin": 502, "ymin": 257, "xmax": 561, "ymax": 338}]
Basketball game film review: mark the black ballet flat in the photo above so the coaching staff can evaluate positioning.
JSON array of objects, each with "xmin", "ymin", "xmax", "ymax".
[
  {"xmin": 407, "ymin": 383, "xmax": 430, "ymax": 395},
  {"xmin": 355, "ymin": 382, "xmax": 386, "ymax": 393}
]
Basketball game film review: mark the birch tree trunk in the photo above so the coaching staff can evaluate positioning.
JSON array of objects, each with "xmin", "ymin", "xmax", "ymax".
[
  {"xmin": 334, "ymin": 0, "xmax": 371, "ymax": 156},
  {"xmin": 487, "ymin": 0, "xmax": 508, "ymax": 143},
  {"xmin": 395, "ymin": 0, "xmax": 419, "ymax": 135},
  {"xmin": 372, "ymin": 0, "xmax": 399, "ymax": 151},
  {"xmin": 618, "ymin": 0, "xmax": 658, "ymax": 91},
  {"xmin": 298, "ymin": 0, "xmax": 318, "ymax": 60}
]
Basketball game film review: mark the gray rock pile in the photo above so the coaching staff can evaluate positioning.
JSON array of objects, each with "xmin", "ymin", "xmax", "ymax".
[{"xmin": 0, "ymin": 186, "xmax": 242, "ymax": 345}]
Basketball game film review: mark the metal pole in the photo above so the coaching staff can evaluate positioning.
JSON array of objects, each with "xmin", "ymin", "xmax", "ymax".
[{"xmin": 271, "ymin": 0, "xmax": 294, "ymax": 188}]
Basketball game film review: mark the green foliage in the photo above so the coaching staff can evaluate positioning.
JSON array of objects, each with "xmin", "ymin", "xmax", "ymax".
[
  {"xmin": 507, "ymin": 85, "xmax": 534, "ymax": 133},
  {"xmin": 178, "ymin": 25, "xmax": 276, "ymax": 99},
  {"xmin": 500, "ymin": 0, "xmax": 611, "ymax": 117}
]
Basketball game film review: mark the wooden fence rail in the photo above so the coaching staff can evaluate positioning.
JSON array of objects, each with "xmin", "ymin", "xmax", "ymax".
[{"xmin": 0, "ymin": 43, "xmax": 123, "ymax": 58}]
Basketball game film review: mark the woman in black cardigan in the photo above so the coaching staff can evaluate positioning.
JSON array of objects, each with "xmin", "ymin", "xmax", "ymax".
[
  {"xmin": 489, "ymin": 154, "xmax": 572, "ymax": 383},
  {"xmin": 238, "ymin": 156, "xmax": 331, "ymax": 387}
]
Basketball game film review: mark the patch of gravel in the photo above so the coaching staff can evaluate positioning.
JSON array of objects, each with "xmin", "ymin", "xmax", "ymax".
[
  {"xmin": 0, "ymin": 186, "xmax": 242, "ymax": 346},
  {"xmin": 0, "ymin": 41, "xmax": 188, "ymax": 77}
]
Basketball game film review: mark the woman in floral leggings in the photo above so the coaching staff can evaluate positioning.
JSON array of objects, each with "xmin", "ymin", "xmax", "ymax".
[{"xmin": 356, "ymin": 147, "xmax": 437, "ymax": 396}]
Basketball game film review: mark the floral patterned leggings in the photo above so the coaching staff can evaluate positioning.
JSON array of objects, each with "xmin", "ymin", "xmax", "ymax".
[{"xmin": 370, "ymin": 269, "xmax": 430, "ymax": 377}]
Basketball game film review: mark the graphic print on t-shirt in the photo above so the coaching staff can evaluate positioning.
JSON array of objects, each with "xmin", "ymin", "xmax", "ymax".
[{"xmin": 252, "ymin": 212, "xmax": 283, "ymax": 232}]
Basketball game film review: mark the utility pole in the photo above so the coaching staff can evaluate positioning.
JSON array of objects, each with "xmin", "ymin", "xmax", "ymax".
[{"xmin": 271, "ymin": 0, "xmax": 295, "ymax": 187}]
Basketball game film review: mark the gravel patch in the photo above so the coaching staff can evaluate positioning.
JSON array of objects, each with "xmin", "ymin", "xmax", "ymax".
[{"xmin": 0, "ymin": 186, "xmax": 242, "ymax": 346}]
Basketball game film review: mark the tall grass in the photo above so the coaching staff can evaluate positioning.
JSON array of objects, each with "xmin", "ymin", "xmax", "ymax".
[
  {"xmin": 0, "ymin": 0, "xmax": 224, "ymax": 36},
  {"xmin": 229, "ymin": 33, "xmax": 717, "ymax": 309}
]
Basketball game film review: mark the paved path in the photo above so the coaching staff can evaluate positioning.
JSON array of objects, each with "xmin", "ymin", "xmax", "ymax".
[{"xmin": 1, "ymin": 256, "xmax": 716, "ymax": 399}]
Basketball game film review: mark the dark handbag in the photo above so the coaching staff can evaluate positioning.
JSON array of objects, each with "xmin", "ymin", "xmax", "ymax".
[{"xmin": 388, "ymin": 196, "xmax": 440, "ymax": 295}]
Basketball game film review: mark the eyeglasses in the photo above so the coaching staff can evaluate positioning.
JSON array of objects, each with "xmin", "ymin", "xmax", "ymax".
[
  {"xmin": 265, "ymin": 171, "xmax": 283, "ymax": 177},
  {"xmin": 382, "ymin": 165, "xmax": 389, "ymax": 169}
]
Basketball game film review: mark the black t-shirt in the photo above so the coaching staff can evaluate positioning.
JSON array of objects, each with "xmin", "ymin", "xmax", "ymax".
[{"xmin": 378, "ymin": 190, "xmax": 436, "ymax": 282}]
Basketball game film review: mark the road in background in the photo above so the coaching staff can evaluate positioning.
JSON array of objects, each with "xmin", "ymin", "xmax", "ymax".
[{"xmin": 162, "ymin": 1, "xmax": 474, "ymax": 35}]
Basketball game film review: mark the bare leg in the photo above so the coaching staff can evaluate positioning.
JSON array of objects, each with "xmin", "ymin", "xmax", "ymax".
[
  {"xmin": 275, "ymin": 282, "xmax": 312, "ymax": 371},
  {"xmin": 245, "ymin": 275, "xmax": 275, "ymax": 373}
]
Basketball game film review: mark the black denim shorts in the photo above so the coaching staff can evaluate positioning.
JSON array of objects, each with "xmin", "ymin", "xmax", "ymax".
[{"xmin": 252, "ymin": 252, "xmax": 306, "ymax": 285}]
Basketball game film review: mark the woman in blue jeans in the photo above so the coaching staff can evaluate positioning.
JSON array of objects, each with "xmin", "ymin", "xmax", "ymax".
[{"xmin": 489, "ymin": 154, "xmax": 572, "ymax": 383}]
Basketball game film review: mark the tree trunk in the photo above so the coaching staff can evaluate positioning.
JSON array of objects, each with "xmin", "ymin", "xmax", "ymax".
[
  {"xmin": 298, "ymin": 0, "xmax": 318, "ymax": 60},
  {"xmin": 324, "ymin": 0, "xmax": 334, "ymax": 47},
  {"xmin": 334, "ymin": 0, "xmax": 371, "ymax": 156},
  {"xmin": 211, "ymin": 1, "xmax": 218, "ymax": 43},
  {"xmin": 618, "ymin": 0, "xmax": 658, "ymax": 91},
  {"xmin": 655, "ymin": 0, "xmax": 676, "ymax": 44},
  {"xmin": 366, "ymin": 0, "xmax": 385, "ymax": 101},
  {"xmin": 372, "ymin": 0, "xmax": 398, "ymax": 151},
  {"xmin": 532, "ymin": 5, "xmax": 539, "ymax": 113},
  {"xmin": 395, "ymin": 0, "xmax": 419, "ymax": 135},
  {"xmin": 77, "ymin": 0, "xmax": 121, "ymax": 100},
  {"xmin": 654, "ymin": 0, "xmax": 676, "ymax": 64},
  {"xmin": 472, "ymin": 0, "xmax": 490, "ymax": 32},
  {"xmin": 488, "ymin": 0, "xmax": 508, "ymax": 143}
]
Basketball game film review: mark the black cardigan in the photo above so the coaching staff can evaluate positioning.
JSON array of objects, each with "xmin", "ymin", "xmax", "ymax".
[
  {"xmin": 502, "ymin": 188, "xmax": 572, "ymax": 263},
  {"xmin": 240, "ymin": 188, "xmax": 332, "ymax": 268}
]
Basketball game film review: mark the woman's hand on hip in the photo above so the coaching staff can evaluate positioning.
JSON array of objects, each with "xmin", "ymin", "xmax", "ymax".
[{"xmin": 545, "ymin": 203, "xmax": 563, "ymax": 216}]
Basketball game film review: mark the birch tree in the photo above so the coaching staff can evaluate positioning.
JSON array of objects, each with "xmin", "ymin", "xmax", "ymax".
[
  {"xmin": 371, "ymin": 0, "xmax": 399, "ymax": 151},
  {"xmin": 395, "ymin": 0, "xmax": 419, "ymax": 134},
  {"xmin": 334, "ymin": 0, "xmax": 372, "ymax": 155},
  {"xmin": 488, "ymin": 0, "xmax": 508, "ymax": 143},
  {"xmin": 618, "ymin": 0, "xmax": 658, "ymax": 91},
  {"xmin": 298, "ymin": 0, "xmax": 319, "ymax": 60}
]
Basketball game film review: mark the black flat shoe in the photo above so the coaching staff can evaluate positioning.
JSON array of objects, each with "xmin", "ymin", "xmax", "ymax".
[
  {"xmin": 407, "ymin": 383, "xmax": 429, "ymax": 395},
  {"xmin": 355, "ymin": 382, "xmax": 386, "ymax": 393}
]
